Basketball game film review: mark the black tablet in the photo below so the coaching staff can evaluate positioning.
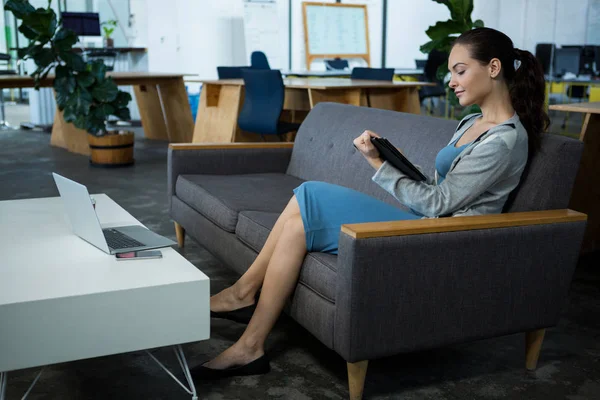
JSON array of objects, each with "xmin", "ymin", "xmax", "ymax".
[{"xmin": 370, "ymin": 137, "xmax": 427, "ymax": 182}]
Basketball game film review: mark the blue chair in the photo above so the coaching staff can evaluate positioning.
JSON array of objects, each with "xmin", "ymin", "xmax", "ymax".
[
  {"xmin": 350, "ymin": 67, "xmax": 394, "ymax": 81},
  {"xmin": 250, "ymin": 51, "xmax": 270, "ymax": 70},
  {"xmin": 238, "ymin": 69, "xmax": 300, "ymax": 141},
  {"xmin": 217, "ymin": 66, "xmax": 248, "ymax": 79},
  {"xmin": 325, "ymin": 58, "xmax": 349, "ymax": 71}
]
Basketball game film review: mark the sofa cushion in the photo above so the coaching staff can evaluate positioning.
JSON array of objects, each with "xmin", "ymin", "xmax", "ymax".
[
  {"xmin": 236, "ymin": 210, "xmax": 338, "ymax": 302},
  {"xmin": 176, "ymin": 173, "xmax": 305, "ymax": 232}
]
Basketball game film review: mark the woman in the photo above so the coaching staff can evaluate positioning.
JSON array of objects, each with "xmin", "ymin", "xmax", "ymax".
[{"xmin": 191, "ymin": 27, "xmax": 549, "ymax": 379}]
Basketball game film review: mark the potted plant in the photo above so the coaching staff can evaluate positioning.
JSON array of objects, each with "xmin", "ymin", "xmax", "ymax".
[
  {"xmin": 420, "ymin": 0, "xmax": 484, "ymax": 118},
  {"xmin": 5, "ymin": 0, "xmax": 135, "ymax": 166},
  {"xmin": 101, "ymin": 19, "xmax": 117, "ymax": 48}
]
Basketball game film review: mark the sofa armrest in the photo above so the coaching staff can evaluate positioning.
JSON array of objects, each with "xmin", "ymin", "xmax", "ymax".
[
  {"xmin": 168, "ymin": 142, "xmax": 294, "ymax": 207},
  {"xmin": 333, "ymin": 210, "xmax": 586, "ymax": 362}
]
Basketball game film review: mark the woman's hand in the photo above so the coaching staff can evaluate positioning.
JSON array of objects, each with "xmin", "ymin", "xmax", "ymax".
[{"xmin": 353, "ymin": 130, "xmax": 384, "ymax": 170}]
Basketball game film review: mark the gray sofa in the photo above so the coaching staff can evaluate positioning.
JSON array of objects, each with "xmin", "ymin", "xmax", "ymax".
[{"xmin": 168, "ymin": 103, "xmax": 586, "ymax": 399}]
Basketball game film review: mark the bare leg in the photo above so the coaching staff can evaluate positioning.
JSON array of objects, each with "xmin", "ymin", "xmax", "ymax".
[
  {"xmin": 210, "ymin": 195, "xmax": 301, "ymax": 312},
  {"xmin": 204, "ymin": 214, "xmax": 307, "ymax": 368}
]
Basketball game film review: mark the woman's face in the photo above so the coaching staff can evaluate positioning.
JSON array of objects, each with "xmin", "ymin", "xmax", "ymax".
[{"xmin": 447, "ymin": 44, "xmax": 494, "ymax": 107}]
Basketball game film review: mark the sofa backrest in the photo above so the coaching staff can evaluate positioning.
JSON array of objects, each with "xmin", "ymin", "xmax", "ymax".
[
  {"xmin": 286, "ymin": 103, "xmax": 456, "ymax": 206},
  {"xmin": 287, "ymin": 103, "xmax": 583, "ymax": 212}
]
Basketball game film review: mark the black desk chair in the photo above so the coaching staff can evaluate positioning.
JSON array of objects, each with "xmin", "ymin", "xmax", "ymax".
[
  {"xmin": 85, "ymin": 50, "xmax": 118, "ymax": 71},
  {"xmin": 0, "ymin": 53, "xmax": 18, "ymax": 129},
  {"xmin": 350, "ymin": 67, "xmax": 394, "ymax": 81},
  {"xmin": 419, "ymin": 49, "xmax": 448, "ymax": 116},
  {"xmin": 325, "ymin": 58, "xmax": 349, "ymax": 71},
  {"xmin": 237, "ymin": 69, "xmax": 300, "ymax": 141},
  {"xmin": 250, "ymin": 51, "xmax": 270, "ymax": 70},
  {"xmin": 217, "ymin": 66, "xmax": 249, "ymax": 79}
]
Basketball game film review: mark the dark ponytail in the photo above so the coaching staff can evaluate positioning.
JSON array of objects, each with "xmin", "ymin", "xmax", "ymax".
[{"xmin": 454, "ymin": 28, "xmax": 550, "ymax": 154}]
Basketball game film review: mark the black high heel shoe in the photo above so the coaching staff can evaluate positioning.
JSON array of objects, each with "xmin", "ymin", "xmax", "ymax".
[
  {"xmin": 210, "ymin": 304, "xmax": 255, "ymax": 324},
  {"xmin": 210, "ymin": 291, "xmax": 261, "ymax": 324},
  {"xmin": 191, "ymin": 354, "xmax": 270, "ymax": 380}
]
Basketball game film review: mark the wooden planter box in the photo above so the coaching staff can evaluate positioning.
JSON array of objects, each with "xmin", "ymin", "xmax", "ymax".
[{"xmin": 88, "ymin": 132, "xmax": 135, "ymax": 167}]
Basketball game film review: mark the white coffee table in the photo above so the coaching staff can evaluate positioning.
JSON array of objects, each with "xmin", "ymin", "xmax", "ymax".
[{"xmin": 0, "ymin": 194, "xmax": 210, "ymax": 400}]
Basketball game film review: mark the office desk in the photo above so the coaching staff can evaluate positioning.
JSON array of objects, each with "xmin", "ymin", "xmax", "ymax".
[
  {"xmin": 549, "ymin": 102, "xmax": 600, "ymax": 253},
  {"xmin": 0, "ymin": 73, "xmax": 193, "ymax": 155},
  {"xmin": 190, "ymin": 78, "xmax": 434, "ymax": 143},
  {"xmin": 281, "ymin": 68, "xmax": 424, "ymax": 78}
]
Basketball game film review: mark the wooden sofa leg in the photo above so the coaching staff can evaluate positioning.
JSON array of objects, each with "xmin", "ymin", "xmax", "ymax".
[
  {"xmin": 174, "ymin": 222, "xmax": 185, "ymax": 248},
  {"xmin": 525, "ymin": 328, "xmax": 546, "ymax": 370},
  {"xmin": 347, "ymin": 360, "xmax": 368, "ymax": 400}
]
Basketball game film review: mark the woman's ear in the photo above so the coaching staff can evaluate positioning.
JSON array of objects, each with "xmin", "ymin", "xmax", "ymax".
[{"xmin": 489, "ymin": 58, "xmax": 501, "ymax": 79}]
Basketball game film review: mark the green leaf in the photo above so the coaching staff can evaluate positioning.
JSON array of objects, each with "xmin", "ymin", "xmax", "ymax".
[
  {"xmin": 18, "ymin": 23, "xmax": 39, "ymax": 40},
  {"xmin": 447, "ymin": 0, "xmax": 472, "ymax": 22},
  {"xmin": 432, "ymin": 0, "xmax": 451, "ymax": 7},
  {"xmin": 53, "ymin": 28, "xmax": 78, "ymax": 52},
  {"xmin": 91, "ymin": 77, "xmax": 118, "ymax": 102},
  {"xmin": 4, "ymin": 0, "xmax": 36, "ymax": 19},
  {"xmin": 22, "ymin": 7, "xmax": 57, "ymax": 39},
  {"xmin": 32, "ymin": 48, "xmax": 55, "ymax": 68},
  {"xmin": 74, "ymin": 87, "xmax": 93, "ymax": 115},
  {"xmin": 60, "ymin": 52, "xmax": 86, "ymax": 71},
  {"xmin": 90, "ymin": 60, "xmax": 107, "ymax": 82},
  {"xmin": 436, "ymin": 62, "xmax": 449, "ymax": 81},
  {"xmin": 55, "ymin": 65, "xmax": 70, "ymax": 79},
  {"xmin": 17, "ymin": 42, "xmax": 42, "ymax": 59},
  {"xmin": 63, "ymin": 105, "xmax": 78, "ymax": 122},
  {"xmin": 426, "ymin": 20, "xmax": 469, "ymax": 40},
  {"xmin": 55, "ymin": 88, "xmax": 70, "ymax": 110},
  {"xmin": 76, "ymin": 72, "xmax": 95, "ymax": 88},
  {"xmin": 54, "ymin": 75, "xmax": 76, "ymax": 94},
  {"xmin": 472, "ymin": 19, "xmax": 484, "ymax": 28},
  {"xmin": 419, "ymin": 37, "xmax": 455, "ymax": 54},
  {"xmin": 85, "ymin": 116, "xmax": 106, "ymax": 134},
  {"xmin": 114, "ymin": 107, "xmax": 131, "ymax": 121},
  {"xmin": 93, "ymin": 104, "xmax": 115, "ymax": 119},
  {"xmin": 112, "ymin": 91, "xmax": 132, "ymax": 108}
]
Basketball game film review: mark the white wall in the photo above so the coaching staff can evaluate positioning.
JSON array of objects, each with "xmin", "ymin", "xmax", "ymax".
[{"xmin": 384, "ymin": 0, "xmax": 597, "ymax": 68}]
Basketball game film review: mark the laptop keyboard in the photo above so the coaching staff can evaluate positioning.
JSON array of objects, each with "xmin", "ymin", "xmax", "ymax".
[{"xmin": 103, "ymin": 228, "xmax": 145, "ymax": 249}]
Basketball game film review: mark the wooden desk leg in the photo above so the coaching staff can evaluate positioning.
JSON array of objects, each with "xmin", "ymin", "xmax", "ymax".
[
  {"xmin": 192, "ymin": 84, "xmax": 244, "ymax": 143},
  {"xmin": 50, "ymin": 109, "xmax": 90, "ymax": 156},
  {"xmin": 157, "ymin": 77, "xmax": 194, "ymax": 143},
  {"xmin": 308, "ymin": 88, "xmax": 361, "ymax": 108},
  {"xmin": 569, "ymin": 113, "xmax": 600, "ymax": 253},
  {"xmin": 133, "ymin": 84, "xmax": 169, "ymax": 140},
  {"xmin": 367, "ymin": 87, "xmax": 421, "ymax": 114}
]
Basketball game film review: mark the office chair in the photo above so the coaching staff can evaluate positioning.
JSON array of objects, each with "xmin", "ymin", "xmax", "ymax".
[
  {"xmin": 250, "ymin": 51, "xmax": 270, "ymax": 70},
  {"xmin": 238, "ymin": 69, "xmax": 300, "ymax": 141},
  {"xmin": 419, "ymin": 49, "xmax": 448, "ymax": 116},
  {"xmin": 350, "ymin": 67, "xmax": 394, "ymax": 81},
  {"xmin": 535, "ymin": 43, "xmax": 555, "ymax": 76},
  {"xmin": 325, "ymin": 58, "xmax": 349, "ymax": 71},
  {"xmin": 217, "ymin": 66, "xmax": 249, "ymax": 79},
  {"xmin": 0, "ymin": 53, "xmax": 18, "ymax": 129},
  {"xmin": 85, "ymin": 50, "xmax": 118, "ymax": 71}
]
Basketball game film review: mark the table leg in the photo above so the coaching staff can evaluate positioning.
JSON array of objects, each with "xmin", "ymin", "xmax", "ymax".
[
  {"xmin": 133, "ymin": 84, "xmax": 169, "ymax": 140},
  {"xmin": 367, "ymin": 87, "xmax": 421, "ymax": 114},
  {"xmin": 157, "ymin": 78, "xmax": 194, "ymax": 143},
  {"xmin": 145, "ymin": 345, "xmax": 198, "ymax": 400},
  {"xmin": 1, "ymin": 371, "xmax": 7, "ymax": 400},
  {"xmin": 192, "ymin": 84, "xmax": 243, "ymax": 143},
  {"xmin": 308, "ymin": 88, "xmax": 361, "ymax": 108},
  {"xmin": 570, "ymin": 113, "xmax": 600, "ymax": 253}
]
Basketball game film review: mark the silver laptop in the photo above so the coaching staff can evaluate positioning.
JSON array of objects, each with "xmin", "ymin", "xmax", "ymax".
[{"xmin": 52, "ymin": 173, "xmax": 176, "ymax": 254}]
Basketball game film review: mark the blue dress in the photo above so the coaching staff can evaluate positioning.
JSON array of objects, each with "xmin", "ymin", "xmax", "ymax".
[{"xmin": 294, "ymin": 132, "xmax": 471, "ymax": 254}]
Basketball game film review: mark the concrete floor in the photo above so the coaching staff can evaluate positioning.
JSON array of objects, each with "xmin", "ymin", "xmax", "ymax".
[{"xmin": 0, "ymin": 108, "xmax": 598, "ymax": 399}]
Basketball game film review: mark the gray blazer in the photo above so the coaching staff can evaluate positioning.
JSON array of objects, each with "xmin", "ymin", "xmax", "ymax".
[{"xmin": 372, "ymin": 113, "xmax": 529, "ymax": 218}]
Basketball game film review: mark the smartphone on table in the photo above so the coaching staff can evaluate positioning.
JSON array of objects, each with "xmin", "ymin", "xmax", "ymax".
[{"xmin": 116, "ymin": 250, "xmax": 163, "ymax": 261}]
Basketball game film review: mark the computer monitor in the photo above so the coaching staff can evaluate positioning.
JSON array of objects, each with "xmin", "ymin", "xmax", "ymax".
[
  {"xmin": 595, "ymin": 46, "xmax": 600, "ymax": 75},
  {"xmin": 61, "ymin": 12, "xmax": 101, "ymax": 36},
  {"xmin": 553, "ymin": 47, "xmax": 581, "ymax": 77}
]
